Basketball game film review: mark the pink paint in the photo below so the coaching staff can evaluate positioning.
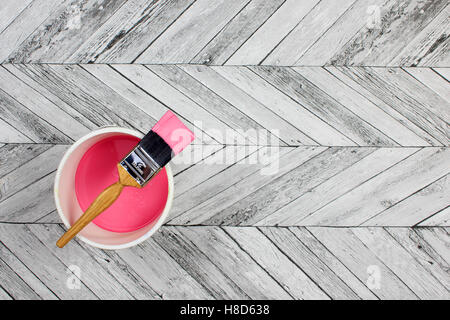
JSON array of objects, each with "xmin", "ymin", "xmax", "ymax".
[
  {"xmin": 152, "ymin": 110, "xmax": 195, "ymax": 155},
  {"xmin": 75, "ymin": 135, "xmax": 169, "ymax": 233}
]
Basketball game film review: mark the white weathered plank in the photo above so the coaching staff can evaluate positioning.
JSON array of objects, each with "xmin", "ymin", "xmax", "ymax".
[
  {"xmin": 112, "ymin": 64, "xmax": 228, "ymax": 144},
  {"xmin": 173, "ymin": 226, "xmax": 292, "ymax": 299},
  {"xmin": 191, "ymin": 0, "xmax": 285, "ymax": 65},
  {"xmin": 414, "ymin": 228, "xmax": 450, "ymax": 265},
  {"xmin": 153, "ymin": 227, "xmax": 248, "ymax": 299},
  {"xmin": 260, "ymin": 148, "xmax": 418, "ymax": 226},
  {"xmin": 117, "ymin": 236, "xmax": 213, "ymax": 300},
  {"xmin": 148, "ymin": 65, "xmax": 267, "ymax": 145},
  {"xmin": 224, "ymin": 227, "xmax": 329, "ymax": 299},
  {"xmin": 173, "ymin": 146, "xmax": 325, "ymax": 225},
  {"xmin": 28, "ymin": 224, "xmax": 135, "ymax": 299},
  {"xmin": 403, "ymin": 67, "xmax": 450, "ymax": 103},
  {"xmin": 0, "ymin": 67, "xmax": 90, "ymax": 140},
  {"xmin": 135, "ymin": 0, "xmax": 250, "ymax": 63},
  {"xmin": 0, "ymin": 172, "xmax": 56, "ymax": 222},
  {"xmin": 168, "ymin": 146, "xmax": 288, "ymax": 224},
  {"xmin": 308, "ymin": 227, "xmax": 418, "ymax": 299},
  {"xmin": 0, "ymin": 144, "xmax": 52, "ymax": 179},
  {"xmin": 432, "ymin": 67, "xmax": 450, "ymax": 81},
  {"xmin": 0, "ymin": 118, "xmax": 33, "ymax": 143},
  {"xmin": 293, "ymin": 66, "xmax": 427, "ymax": 146},
  {"xmin": 390, "ymin": 5, "xmax": 450, "ymax": 66},
  {"xmin": 0, "ymin": 145, "xmax": 68, "ymax": 202},
  {"xmin": 303, "ymin": 147, "xmax": 450, "ymax": 225},
  {"xmin": 289, "ymin": 227, "xmax": 378, "ymax": 299},
  {"xmin": 251, "ymin": 66, "xmax": 395, "ymax": 146},
  {"xmin": 0, "ymin": 256, "xmax": 41, "ymax": 300},
  {"xmin": 0, "ymin": 0, "xmax": 69, "ymax": 62},
  {"xmin": 386, "ymin": 228, "xmax": 450, "ymax": 289},
  {"xmin": 364, "ymin": 175, "xmax": 449, "ymax": 226},
  {"xmin": 226, "ymin": 0, "xmax": 320, "ymax": 65},
  {"xmin": 0, "ymin": 88, "xmax": 71, "ymax": 144},
  {"xmin": 7, "ymin": 0, "xmax": 128, "ymax": 63},
  {"xmin": 260, "ymin": 227, "xmax": 360, "ymax": 299},
  {"xmin": 211, "ymin": 147, "xmax": 375, "ymax": 226},
  {"xmin": 180, "ymin": 65, "xmax": 309, "ymax": 145},
  {"xmin": 263, "ymin": 0, "xmax": 355, "ymax": 65},
  {"xmin": 419, "ymin": 207, "xmax": 450, "ymax": 226},
  {"xmin": 0, "ymin": 224, "xmax": 97, "ymax": 299},
  {"xmin": 326, "ymin": 66, "xmax": 440, "ymax": 146},
  {"xmin": 296, "ymin": 0, "xmax": 385, "ymax": 66},
  {"xmin": 213, "ymin": 66, "xmax": 354, "ymax": 146},
  {"xmin": 352, "ymin": 227, "xmax": 449, "ymax": 299},
  {"xmin": 0, "ymin": 0, "xmax": 32, "ymax": 34}
]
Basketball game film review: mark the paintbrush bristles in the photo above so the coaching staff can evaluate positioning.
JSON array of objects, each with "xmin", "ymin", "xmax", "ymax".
[{"xmin": 138, "ymin": 130, "xmax": 173, "ymax": 167}]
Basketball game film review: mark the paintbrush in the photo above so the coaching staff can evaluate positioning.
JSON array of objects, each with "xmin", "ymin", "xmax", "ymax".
[{"xmin": 56, "ymin": 111, "xmax": 194, "ymax": 248}]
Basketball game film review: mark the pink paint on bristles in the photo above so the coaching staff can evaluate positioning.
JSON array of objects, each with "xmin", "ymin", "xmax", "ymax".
[{"xmin": 151, "ymin": 110, "xmax": 194, "ymax": 155}]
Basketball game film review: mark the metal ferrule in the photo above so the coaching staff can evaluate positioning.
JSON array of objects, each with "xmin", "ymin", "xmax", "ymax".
[{"xmin": 119, "ymin": 145, "xmax": 161, "ymax": 187}]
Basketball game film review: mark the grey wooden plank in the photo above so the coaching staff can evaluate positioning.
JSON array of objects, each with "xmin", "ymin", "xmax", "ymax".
[
  {"xmin": 260, "ymin": 227, "xmax": 360, "ymax": 299},
  {"xmin": 352, "ymin": 227, "xmax": 449, "ymax": 299},
  {"xmin": 386, "ymin": 228, "xmax": 450, "ymax": 289},
  {"xmin": 135, "ymin": 0, "xmax": 251, "ymax": 63},
  {"xmin": 330, "ymin": 0, "xmax": 448, "ymax": 66},
  {"xmin": 308, "ymin": 227, "xmax": 418, "ymax": 299},
  {"xmin": 368, "ymin": 67, "xmax": 450, "ymax": 124},
  {"xmin": 0, "ymin": 144, "xmax": 52, "ymax": 179},
  {"xmin": 303, "ymin": 147, "xmax": 450, "ymax": 226},
  {"xmin": 168, "ymin": 146, "xmax": 275, "ymax": 224},
  {"xmin": 153, "ymin": 227, "xmax": 248, "ymax": 299},
  {"xmin": 260, "ymin": 148, "xmax": 419, "ymax": 226},
  {"xmin": 33, "ymin": 210, "xmax": 61, "ymax": 224},
  {"xmin": 0, "ymin": 242, "xmax": 58, "ymax": 299},
  {"xmin": 117, "ymin": 236, "xmax": 213, "ymax": 300},
  {"xmin": 3, "ymin": 64, "xmax": 98, "ymax": 131},
  {"xmin": 6, "ymin": 0, "xmax": 128, "ymax": 63},
  {"xmin": 0, "ymin": 286, "xmax": 12, "ymax": 300},
  {"xmin": 251, "ymin": 66, "xmax": 395, "ymax": 146},
  {"xmin": 172, "ymin": 146, "xmax": 326, "ymax": 225},
  {"xmin": 263, "ymin": 0, "xmax": 356, "ymax": 66},
  {"xmin": 414, "ymin": 228, "xmax": 450, "ymax": 265},
  {"xmin": 334, "ymin": 67, "xmax": 449, "ymax": 145},
  {"xmin": 0, "ymin": 118, "xmax": 33, "ymax": 143},
  {"xmin": 404, "ymin": 67, "xmax": 450, "ymax": 102},
  {"xmin": 73, "ymin": 235, "xmax": 161, "ymax": 300},
  {"xmin": 390, "ymin": 5, "xmax": 450, "ymax": 66},
  {"xmin": 170, "ymin": 144, "xmax": 225, "ymax": 176},
  {"xmin": 191, "ymin": 0, "xmax": 286, "ymax": 65},
  {"xmin": 0, "ymin": 171, "xmax": 56, "ymax": 222},
  {"xmin": 9, "ymin": 64, "xmax": 131, "ymax": 129},
  {"xmin": 28, "ymin": 224, "xmax": 135, "ymax": 299},
  {"xmin": 293, "ymin": 67, "xmax": 427, "ymax": 146},
  {"xmin": 226, "ymin": 0, "xmax": 320, "ymax": 65},
  {"xmin": 224, "ymin": 227, "xmax": 329, "ymax": 299},
  {"xmin": 180, "ymin": 65, "xmax": 309, "ymax": 146},
  {"xmin": 419, "ymin": 207, "xmax": 450, "ymax": 227},
  {"xmin": 0, "ymin": 256, "xmax": 41, "ymax": 299},
  {"xmin": 0, "ymin": 0, "xmax": 69, "ymax": 62},
  {"xmin": 289, "ymin": 227, "xmax": 378, "ymax": 299},
  {"xmin": 0, "ymin": 224, "xmax": 97, "ymax": 299},
  {"xmin": 213, "ymin": 66, "xmax": 354, "ymax": 146},
  {"xmin": 112, "ymin": 64, "xmax": 229, "ymax": 144},
  {"xmin": 363, "ymin": 175, "xmax": 449, "ymax": 226},
  {"xmin": 147, "ymin": 65, "xmax": 269, "ymax": 145},
  {"xmin": 296, "ymin": 0, "xmax": 386, "ymax": 66},
  {"xmin": 75, "ymin": 0, "xmax": 196, "ymax": 63},
  {"xmin": 209, "ymin": 147, "xmax": 375, "ymax": 226},
  {"xmin": 326, "ymin": 66, "xmax": 440, "ymax": 146},
  {"xmin": 0, "ymin": 145, "xmax": 68, "ymax": 202},
  {"xmin": 0, "ymin": 0, "xmax": 32, "ymax": 34},
  {"xmin": 432, "ymin": 67, "xmax": 450, "ymax": 81},
  {"xmin": 0, "ymin": 88, "xmax": 71, "ymax": 144},
  {"xmin": 173, "ymin": 226, "xmax": 292, "ymax": 299},
  {"xmin": 0, "ymin": 67, "xmax": 90, "ymax": 140}
]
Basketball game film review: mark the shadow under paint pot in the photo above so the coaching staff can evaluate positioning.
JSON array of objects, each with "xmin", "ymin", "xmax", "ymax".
[{"xmin": 54, "ymin": 127, "xmax": 174, "ymax": 250}]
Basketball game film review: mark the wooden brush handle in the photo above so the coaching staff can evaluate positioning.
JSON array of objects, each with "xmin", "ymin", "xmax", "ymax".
[{"xmin": 56, "ymin": 181, "xmax": 124, "ymax": 248}]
